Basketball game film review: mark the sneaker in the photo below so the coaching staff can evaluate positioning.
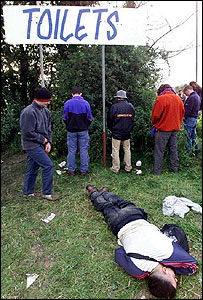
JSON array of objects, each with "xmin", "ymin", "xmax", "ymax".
[
  {"xmin": 124, "ymin": 169, "xmax": 132, "ymax": 173},
  {"xmin": 41, "ymin": 194, "xmax": 59, "ymax": 201},
  {"xmin": 109, "ymin": 167, "xmax": 119, "ymax": 174},
  {"xmin": 23, "ymin": 193, "xmax": 41, "ymax": 198}
]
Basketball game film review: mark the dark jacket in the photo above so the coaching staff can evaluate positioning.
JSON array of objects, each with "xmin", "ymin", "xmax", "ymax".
[
  {"xmin": 107, "ymin": 100, "xmax": 135, "ymax": 140},
  {"xmin": 115, "ymin": 242, "xmax": 198, "ymax": 278},
  {"xmin": 184, "ymin": 91, "xmax": 201, "ymax": 119},
  {"xmin": 63, "ymin": 96, "xmax": 92, "ymax": 132},
  {"xmin": 20, "ymin": 101, "xmax": 52, "ymax": 151}
]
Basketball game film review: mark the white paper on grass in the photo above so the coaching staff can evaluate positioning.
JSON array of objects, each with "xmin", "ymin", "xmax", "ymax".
[
  {"xmin": 26, "ymin": 274, "xmax": 39, "ymax": 288},
  {"xmin": 41, "ymin": 213, "xmax": 56, "ymax": 223},
  {"xmin": 58, "ymin": 161, "xmax": 66, "ymax": 168}
]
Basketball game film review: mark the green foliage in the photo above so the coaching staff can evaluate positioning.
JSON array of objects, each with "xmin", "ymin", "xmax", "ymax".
[
  {"xmin": 197, "ymin": 111, "xmax": 202, "ymax": 139},
  {"xmin": 51, "ymin": 109, "xmax": 67, "ymax": 158}
]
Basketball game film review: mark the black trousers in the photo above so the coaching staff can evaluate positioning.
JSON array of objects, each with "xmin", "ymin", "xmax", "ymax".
[{"xmin": 90, "ymin": 191, "xmax": 148, "ymax": 236}]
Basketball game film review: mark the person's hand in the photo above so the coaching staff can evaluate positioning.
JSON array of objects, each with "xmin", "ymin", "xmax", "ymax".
[
  {"xmin": 45, "ymin": 142, "xmax": 51, "ymax": 154},
  {"xmin": 43, "ymin": 138, "xmax": 48, "ymax": 144}
]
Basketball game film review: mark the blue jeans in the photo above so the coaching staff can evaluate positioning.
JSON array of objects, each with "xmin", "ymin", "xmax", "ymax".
[
  {"xmin": 23, "ymin": 145, "xmax": 54, "ymax": 195},
  {"xmin": 90, "ymin": 191, "xmax": 148, "ymax": 236},
  {"xmin": 67, "ymin": 130, "xmax": 90, "ymax": 172},
  {"xmin": 184, "ymin": 117, "xmax": 198, "ymax": 154}
]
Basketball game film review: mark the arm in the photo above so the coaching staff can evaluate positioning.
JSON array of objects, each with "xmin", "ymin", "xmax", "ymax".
[
  {"xmin": 115, "ymin": 248, "xmax": 150, "ymax": 279},
  {"xmin": 20, "ymin": 110, "xmax": 45, "ymax": 145}
]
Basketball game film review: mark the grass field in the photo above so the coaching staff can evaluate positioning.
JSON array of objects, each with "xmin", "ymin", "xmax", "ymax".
[{"xmin": 1, "ymin": 149, "xmax": 202, "ymax": 299}]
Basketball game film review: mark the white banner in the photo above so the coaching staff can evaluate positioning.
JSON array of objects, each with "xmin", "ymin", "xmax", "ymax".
[{"xmin": 3, "ymin": 5, "xmax": 147, "ymax": 45}]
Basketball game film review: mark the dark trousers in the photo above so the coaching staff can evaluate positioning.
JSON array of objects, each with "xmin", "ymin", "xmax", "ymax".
[
  {"xmin": 153, "ymin": 130, "xmax": 179, "ymax": 174},
  {"xmin": 90, "ymin": 191, "xmax": 147, "ymax": 236}
]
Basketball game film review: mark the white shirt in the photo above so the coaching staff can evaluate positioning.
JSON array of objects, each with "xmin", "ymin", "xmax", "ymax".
[{"xmin": 117, "ymin": 219, "xmax": 173, "ymax": 272}]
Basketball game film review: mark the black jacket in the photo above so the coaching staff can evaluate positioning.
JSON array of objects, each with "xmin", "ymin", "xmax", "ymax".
[{"xmin": 107, "ymin": 100, "xmax": 135, "ymax": 140}]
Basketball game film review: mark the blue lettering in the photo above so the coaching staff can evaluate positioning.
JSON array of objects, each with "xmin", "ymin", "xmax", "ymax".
[
  {"xmin": 93, "ymin": 9, "xmax": 108, "ymax": 40},
  {"xmin": 107, "ymin": 11, "xmax": 119, "ymax": 40},
  {"xmin": 54, "ymin": 9, "xmax": 61, "ymax": 39},
  {"xmin": 75, "ymin": 9, "xmax": 90, "ymax": 41},
  {"xmin": 23, "ymin": 8, "xmax": 40, "ymax": 39},
  {"xmin": 60, "ymin": 9, "xmax": 73, "ymax": 42},
  {"xmin": 37, "ymin": 9, "xmax": 52, "ymax": 39}
]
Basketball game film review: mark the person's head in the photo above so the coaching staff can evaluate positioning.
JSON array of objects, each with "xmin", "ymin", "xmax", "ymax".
[
  {"xmin": 114, "ymin": 90, "xmax": 127, "ymax": 100},
  {"xmin": 72, "ymin": 86, "xmax": 82, "ymax": 96},
  {"xmin": 34, "ymin": 87, "xmax": 52, "ymax": 107},
  {"xmin": 157, "ymin": 84, "xmax": 171, "ymax": 96},
  {"xmin": 148, "ymin": 265, "xmax": 177, "ymax": 298},
  {"xmin": 189, "ymin": 81, "xmax": 201, "ymax": 89},
  {"xmin": 183, "ymin": 85, "xmax": 194, "ymax": 97}
]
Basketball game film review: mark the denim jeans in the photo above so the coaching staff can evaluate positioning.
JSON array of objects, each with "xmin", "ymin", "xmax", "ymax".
[
  {"xmin": 184, "ymin": 117, "xmax": 198, "ymax": 154},
  {"xmin": 67, "ymin": 130, "xmax": 90, "ymax": 172},
  {"xmin": 23, "ymin": 145, "xmax": 54, "ymax": 195},
  {"xmin": 90, "ymin": 191, "xmax": 147, "ymax": 236}
]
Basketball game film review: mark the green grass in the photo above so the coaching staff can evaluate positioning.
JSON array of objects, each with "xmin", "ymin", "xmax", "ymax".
[{"xmin": 1, "ymin": 150, "xmax": 202, "ymax": 299}]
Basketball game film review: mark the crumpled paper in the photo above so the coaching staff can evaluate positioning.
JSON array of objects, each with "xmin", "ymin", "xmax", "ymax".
[
  {"xmin": 58, "ymin": 161, "xmax": 66, "ymax": 168},
  {"xmin": 162, "ymin": 195, "xmax": 202, "ymax": 218},
  {"xmin": 26, "ymin": 274, "xmax": 39, "ymax": 288},
  {"xmin": 41, "ymin": 213, "xmax": 56, "ymax": 223}
]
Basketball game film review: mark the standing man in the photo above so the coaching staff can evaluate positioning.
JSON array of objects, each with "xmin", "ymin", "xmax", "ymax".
[
  {"xmin": 20, "ymin": 87, "xmax": 58, "ymax": 201},
  {"xmin": 151, "ymin": 84, "xmax": 185, "ymax": 175},
  {"xmin": 107, "ymin": 90, "xmax": 135, "ymax": 173},
  {"xmin": 63, "ymin": 86, "xmax": 92, "ymax": 176},
  {"xmin": 183, "ymin": 85, "xmax": 201, "ymax": 156}
]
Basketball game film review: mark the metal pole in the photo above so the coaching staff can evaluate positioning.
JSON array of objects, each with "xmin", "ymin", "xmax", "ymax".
[
  {"xmin": 196, "ymin": 1, "xmax": 198, "ymax": 82},
  {"xmin": 102, "ymin": 45, "xmax": 106, "ymax": 167},
  {"xmin": 36, "ymin": 1, "xmax": 45, "ymax": 87},
  {"xmin": 39, "ymin": 45, "xmax": 45, "ymax": 87}
]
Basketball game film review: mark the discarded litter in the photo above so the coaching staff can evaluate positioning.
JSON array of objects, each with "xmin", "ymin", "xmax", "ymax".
[
  {"xmin": 26, "ymin": 274, "xmax": 39, "ymax": 288},
  {"xmin": 136, "ymin": 169, "xmax": 142, "ymax": 175},
  {"xmin": 56, "ymin": 169, "xmax": 67, "ymax": 175},
  {"xmin": 58, "ymin": 161, "xmax": 66, "ymax": 168},
  {"xmin": 136, "ymin": 160, "xmax": 142, "ymax": 167},
  {"xmin": 41, "ymin": 213, "xmax": 56, "ymax": 223}
]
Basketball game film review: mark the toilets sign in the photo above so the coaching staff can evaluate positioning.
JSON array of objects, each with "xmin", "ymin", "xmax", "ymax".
[{"xmin": 3, "ymin": 5, "xmax": 146, "ymax": 45}]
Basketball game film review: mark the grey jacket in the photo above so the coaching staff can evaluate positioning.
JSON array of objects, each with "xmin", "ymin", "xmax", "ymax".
[{"xmin": 20, "ymin": 101, "xmax": 52, "ymax": 150}]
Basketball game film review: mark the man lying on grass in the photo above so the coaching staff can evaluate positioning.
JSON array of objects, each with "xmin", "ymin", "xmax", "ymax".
[{"xmin": 86, "ymin": 184, "xmax": 199, "ymax": 299}]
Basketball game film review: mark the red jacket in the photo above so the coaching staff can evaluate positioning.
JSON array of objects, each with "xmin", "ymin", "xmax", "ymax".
[{"xmin": 152, "ymin": 91, "xmax": 185, "ymax": 131}]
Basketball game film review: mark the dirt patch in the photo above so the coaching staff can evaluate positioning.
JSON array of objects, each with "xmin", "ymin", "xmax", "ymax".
[{"xmin": 1, "ymin": 152, "xmax": 27, "ymax": 165}]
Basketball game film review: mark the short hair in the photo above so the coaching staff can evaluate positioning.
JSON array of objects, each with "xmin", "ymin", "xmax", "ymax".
[
  {"xmin": 157, "ymin": 84, "xmax": 171, "ymax": 95},
  {"xmin": 72, "ymin": 86, "xmax": 81, "ymax": 94},
  {"xmin": 183, "ymin": 85, "xmax": 193, "ymax": 93},
  {"xmin": 148, "ymin": 273, "xmax": 176, "ymax": 298}
]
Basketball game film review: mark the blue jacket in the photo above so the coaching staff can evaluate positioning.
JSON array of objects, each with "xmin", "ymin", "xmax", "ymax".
[
  {"xmin": 63, "ymin": 96, "xmax": 92, "ymax": 132},
  {"xmin": 115, "ymin": 242, "xmax": 198, "ymax": 279}
]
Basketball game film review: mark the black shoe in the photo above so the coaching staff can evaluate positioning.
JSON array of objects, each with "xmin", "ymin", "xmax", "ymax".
[
  {"xmin": 86, "ymin": 184, "xmax": 98, "ymax": 195},
  {"xmin": 68, "ymin": 171, "xmax": 76, "ymax": 176},
  {"xmin": 99, "ymin": 187, "xmax": 109, "ymax": 194},
  {"xmin": 80, "ymin": 170, "xmax": 90, "ymax": 176}
]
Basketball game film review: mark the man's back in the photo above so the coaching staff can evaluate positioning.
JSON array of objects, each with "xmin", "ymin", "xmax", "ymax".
[
  {"xmin": 107, "ymin": 100, "xmax": 135, "ymax": 140},
  {"xmin": 152, "ymin": 91, "xmax": 185, "ymax": 131}
]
